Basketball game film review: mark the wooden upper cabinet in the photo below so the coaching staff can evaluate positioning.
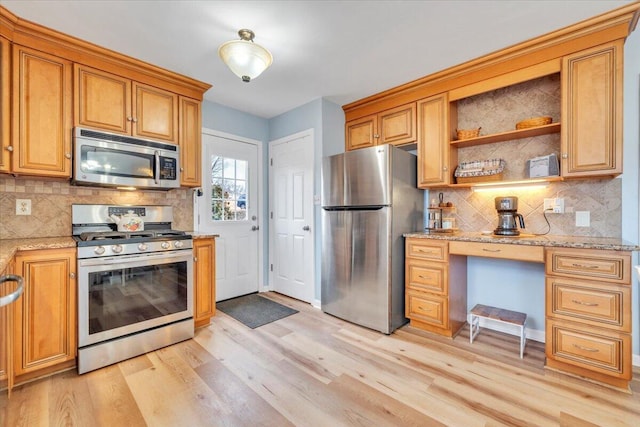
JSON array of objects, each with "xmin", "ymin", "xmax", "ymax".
[
  {"xmin": 179, "ymin": 96, "xmax": 202, "ymax": 187},
  {"xmin": 133, "ymin": 82, "xmax": 178, "ymax": 143},
  {"xmin": 346, "ymin": 114, "xmax": 377, "ymax": 151},
  {"xmin": 378, "ymin": 103, "xmax": 416, "ymax": 146},
  {"xmin": 194, "ymin": 238, "xmax": 216, "ymax": 328},
  {"xmin": 74, "ymin": 64, "xmax": 179, "ymax": 144},
  {"xmin": 561, "ymin": 41, "xmax": 623, "ymax": 177},
  {"xmin": 13, "ymin": 248, "xmax": 77, "ymax": 377},
  {"xmin": 0, "ymin": 37, "xmax": 10, "ymax": 173},
  {"xmin": 345, "ymin": 103, "xmax": 416, "ymax": 151},
  {"xmin": 75, "ymin": 64, "xmax": 132, "ymax": 134},
  {"xmin": 417, "ymin": 93, "xmax": 455, "ymax": 187},
  {"xmin": 12, "ymin": 45, "xmax": 72, "ymax": 177}
]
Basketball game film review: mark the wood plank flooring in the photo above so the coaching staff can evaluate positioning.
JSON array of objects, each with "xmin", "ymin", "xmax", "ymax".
[{"xmin": 1, "ymin": 291, "xmax": 639, "ymax": 426}]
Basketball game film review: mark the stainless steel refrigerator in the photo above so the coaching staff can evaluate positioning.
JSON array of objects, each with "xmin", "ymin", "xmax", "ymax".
[{"xmin": 321, "ymin": 144, "xmax": 424, "ymax": 334}]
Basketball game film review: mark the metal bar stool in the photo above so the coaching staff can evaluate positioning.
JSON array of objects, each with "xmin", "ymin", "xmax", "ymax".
[{"xmin": 1, "ymin": 274, "xmax": 24, "ymax": 398}]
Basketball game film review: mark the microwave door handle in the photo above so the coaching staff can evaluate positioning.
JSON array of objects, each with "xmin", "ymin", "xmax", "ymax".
[{"xmin": 154, "ymin": 151, "xmax": 160, "ymax": 184}]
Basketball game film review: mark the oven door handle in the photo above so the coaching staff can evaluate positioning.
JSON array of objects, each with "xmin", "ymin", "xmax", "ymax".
[{"xmin": 78, "ymin": 251, "xmax": 190, "ymax": 267}]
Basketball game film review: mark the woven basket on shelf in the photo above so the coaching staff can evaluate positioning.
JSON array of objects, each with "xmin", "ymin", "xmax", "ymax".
[
  {"xmin": 515, "ymin": 116, "xmax": 552, "ymax": 129},
  {"xmin": 456, "ymin": 172, "xmax": 503, "ymax": 184},
  {"xmin": 456, "ymin": 127, "xmax": 481, "ymax": 140}
]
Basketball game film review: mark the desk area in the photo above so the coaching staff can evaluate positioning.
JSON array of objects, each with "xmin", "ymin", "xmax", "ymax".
[{"xmin": 403, "ymin": 231, "xmax": 639, "ymax": 391}]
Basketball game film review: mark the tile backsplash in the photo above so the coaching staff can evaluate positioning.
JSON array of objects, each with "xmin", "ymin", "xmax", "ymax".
[
  {"xmin": 0, "ymin": 176, "xmax": 195, "ymax": 239},
  {"xmin": 430, "ymin": 178, "xmax": 621, "ymax": 238}
]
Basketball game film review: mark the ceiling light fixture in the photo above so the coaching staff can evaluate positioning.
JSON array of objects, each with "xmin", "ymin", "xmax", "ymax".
[{"xmin": 218, "ymin": 29, "xmax": 273, "ymax": 82}]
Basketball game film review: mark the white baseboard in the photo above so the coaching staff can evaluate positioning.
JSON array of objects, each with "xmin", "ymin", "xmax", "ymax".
[{"xmin": 312, "ymin": 299, "xmax": 321, "ymax": 309}]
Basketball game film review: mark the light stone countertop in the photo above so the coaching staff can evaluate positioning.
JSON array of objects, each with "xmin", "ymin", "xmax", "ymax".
[
  {"xmin": 0, "ymin": 232, "xmax": 218, "ymax": 273},
  {"xmin": 0, "ymin": 237, "xmax": 77, "ymax": 273},
  {"xmin": 403, "ymin": 231, "xmax": 640, "ymax": 252}
]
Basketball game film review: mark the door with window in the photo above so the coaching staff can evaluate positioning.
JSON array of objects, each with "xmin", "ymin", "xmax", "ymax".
[{"xmin": 197, "ymin": 131, "xmax": 259, "ymax": 301}]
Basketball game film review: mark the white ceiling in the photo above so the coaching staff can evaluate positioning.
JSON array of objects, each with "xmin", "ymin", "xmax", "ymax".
[{"xmin": 2, "ymin": 0, "xmax": 634, "ymax": 119}]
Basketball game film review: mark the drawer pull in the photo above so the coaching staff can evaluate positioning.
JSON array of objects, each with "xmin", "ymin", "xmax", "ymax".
[
  {"xmin": 417, "ymin": 306, "xmax": 432, "ymax": 312},
  {"xmin": 572, "ymin": 344, "xmax": 599, "ymax": 353},
  {"xmin": 571, "ymin": 263, "xmax": 599, "ymax": 270},
  {"xmin": 571, "ymin": 299, "xmax": 598, "ymax": 307},
  {"xmin": 482, "ymin": 248, "xmax": 501, "ymax": 253},
  {"xmin": 418, "ymin": 275, "xmax": 428, "ymax": 279}
]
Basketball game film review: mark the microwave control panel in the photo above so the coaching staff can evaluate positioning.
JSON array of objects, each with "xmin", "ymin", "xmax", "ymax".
[{"xmin": 160, "ymin": 157, "xmax": 177, "ymax": 180}]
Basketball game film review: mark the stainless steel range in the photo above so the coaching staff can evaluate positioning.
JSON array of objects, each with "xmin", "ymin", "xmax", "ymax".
[{"xmin": 72, "ymin": 204, "xmax": 194, "ymax": 374}]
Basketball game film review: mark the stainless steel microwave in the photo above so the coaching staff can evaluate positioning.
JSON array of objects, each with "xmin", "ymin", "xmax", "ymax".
[{"xmin": 73, "ymin": 127, "xmax": 180, "ymax": 190}]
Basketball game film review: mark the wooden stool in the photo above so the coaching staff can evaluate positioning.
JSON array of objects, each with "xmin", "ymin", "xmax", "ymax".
[{"xmin": 469, "ymin": 304, "xmax": 527, "ymax": 358}]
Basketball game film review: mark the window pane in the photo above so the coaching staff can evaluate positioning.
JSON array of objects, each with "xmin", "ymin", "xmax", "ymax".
[{"xmin": 208, "ymin": 156, "xmax": 249, "ymax": 222}]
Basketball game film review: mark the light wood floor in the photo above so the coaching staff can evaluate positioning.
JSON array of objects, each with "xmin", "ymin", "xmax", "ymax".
[{"xmin": 1, "ymin": 292, "xmax": 639, "ymax": 426}]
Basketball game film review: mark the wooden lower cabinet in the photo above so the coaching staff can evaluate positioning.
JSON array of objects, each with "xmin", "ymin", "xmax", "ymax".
[
  {"xmin": 545, "ymin": 247, "xmax": 632, "ymax": 390},
  {"xmin": 13, "ymin": 248, "xmax": 77, "ymax": 383},
  {"xmin": 404, "ymin": 238, "xmax": 466, "ymax": 337},
  {"xmin": 194, "ymin": 238, "xmax": 216, "ymax": 328}
]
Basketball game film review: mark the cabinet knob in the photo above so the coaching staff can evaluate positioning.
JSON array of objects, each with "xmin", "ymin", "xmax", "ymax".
[
  {"xmin": 65, "ymin": 153, "xmax": 71, "ymax": 159},
  {"xmin": 70, "ymin": 272, "xmax": 76, "ymax": 279},
  {"xmin": 443, "ymin": 166, "xmax": 448, "ymax": 171},
  {"xmin": 6, "ymin": 145, "xmax": 13, "ymax": 152},
  {"xmin": 132, "ymin": 118, "xmax": 138, "ymax": 123},
  {"xmin": 562, "ymin": 153, "xmax": 568, "ymax": 159},
  {"xmin": 180, "ymin": 167, "xmax": 184, "ymax": 172},
  {"xmin": 127, "ymin": 116, "xmax": 133, "ymax": 122},
  {"xmin": 373, "ymin": 134, "xmax": 380, "ymax": 138},
  {"xmin": 193, "ymin": 256, "xmax": 198, "ymax": 262}
]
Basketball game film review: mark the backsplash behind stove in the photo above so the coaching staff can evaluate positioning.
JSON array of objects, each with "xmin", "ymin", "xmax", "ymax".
[{"xmin": 0, "ymin": 176, "xmax": 195, "ymax": 239}]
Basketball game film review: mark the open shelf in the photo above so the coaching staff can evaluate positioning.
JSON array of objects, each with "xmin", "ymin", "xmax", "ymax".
[
  {"xmin": 450, "ymin": 123, "xmax": 561, "ymax": 148},
  {"xmin": 447, "ymin": 176, "xmax": 563, "ymax": 188}
]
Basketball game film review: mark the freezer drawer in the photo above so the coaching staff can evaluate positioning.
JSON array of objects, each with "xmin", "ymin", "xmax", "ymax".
[{"xmin": 321, "ymin": 207, "xmax": 393, "ymax": 333}]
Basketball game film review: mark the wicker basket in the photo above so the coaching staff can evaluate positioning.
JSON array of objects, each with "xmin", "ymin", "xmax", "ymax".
[
  {"xmin": 515, "ymin": 116, "xmax": 552, "ymax": 130},
  {"xmin": 454, "ymin": 159, "xmax": 505, "ymax": 184},
  {"xmin": 456, "ymin": 127, "xmax": 481, "ymax": 140}
]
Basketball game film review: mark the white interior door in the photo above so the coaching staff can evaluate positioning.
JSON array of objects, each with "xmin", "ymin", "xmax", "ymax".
[
  {"xmin": 269, "ymin": 130, "xmax": 314, "ymax": 303},
  {"xmin": 197, "ymin": 131, "xmax": 260, "ymax": 301}
]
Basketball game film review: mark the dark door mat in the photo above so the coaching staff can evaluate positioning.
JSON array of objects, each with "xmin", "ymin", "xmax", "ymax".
[{"xmin": 216, "ymin": 293, "xmax": 298, "ymax": 329}]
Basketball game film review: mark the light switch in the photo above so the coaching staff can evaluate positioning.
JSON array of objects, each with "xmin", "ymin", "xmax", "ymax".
[{"xmin": 575, "ymin": 211, "xmax": 590, "ymax": 227}]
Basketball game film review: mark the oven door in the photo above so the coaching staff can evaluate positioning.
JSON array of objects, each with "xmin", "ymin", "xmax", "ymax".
[{"xmin": 77, "ymin": 250, "xmax": 193, "ymax": 348}]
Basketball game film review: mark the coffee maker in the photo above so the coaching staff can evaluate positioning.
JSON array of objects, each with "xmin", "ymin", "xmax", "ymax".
[{"xmin": 494, "ymin": 196, "xmax": 525, "ymax": 236}]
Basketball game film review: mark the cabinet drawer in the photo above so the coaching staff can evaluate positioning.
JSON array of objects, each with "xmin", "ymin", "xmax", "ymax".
[
  {"xmin": 449, "ymin": 241, "xmax": 543, "ymax": 263},
  {"xmin": 545, "ymin": 248, "xmax": 630, "ymax": 284},
  {"xmin": 406, "ymin": 260, "xmax": 447, "ymax": 294},
  {"xmin": 406, "ymin": 291, "xmax": 448, "ymax": 329},
  {"xmin": 406, "ymin": 239, "xmax": 448, "ymax": 262},
  {"xmin": 546, "ymin": 320, "xmax": 630, "ymax": 379},
  {"xmin": 546, "ymin": 277, "xmax": 630, "ymax": 331}
]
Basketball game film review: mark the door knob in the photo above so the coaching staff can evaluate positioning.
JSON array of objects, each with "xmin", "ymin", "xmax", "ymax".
[
  {"xmin": 302, "ymin": 225, "xmax": 310, "ymax": 231},
  {"xmin": 251, "ymin": 225, "xmax": 259, "ymax": 231}
]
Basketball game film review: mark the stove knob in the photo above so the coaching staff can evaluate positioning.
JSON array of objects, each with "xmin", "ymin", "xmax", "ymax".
[
  {"xmin": 94, "ymin": 246, "xmax": 106, "ymax": 255},
  {"xmin": 138, "ymin": 243, "xmax": 148, "ymax": 251},
  {"xmin": 174, "ymin": 240, "xmax": 184, "ymax": 248},
  {"xmin": 161, "ymin": 241, "xmax": 171, "ymax": 249},
  {"xmin": 112, "ymin": 244, "xmax": 123, "ymax": 254}
]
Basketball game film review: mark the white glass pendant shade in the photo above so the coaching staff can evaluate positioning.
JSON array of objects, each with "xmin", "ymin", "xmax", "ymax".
[{"xmin": 218, "ymin": 29, "xmax": 273, "ymax": 82}]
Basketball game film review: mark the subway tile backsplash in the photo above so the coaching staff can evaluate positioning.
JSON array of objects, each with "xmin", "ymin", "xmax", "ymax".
[{"xmin": 0, "ymin": 176, "xmax": 195, "ymax": 239}]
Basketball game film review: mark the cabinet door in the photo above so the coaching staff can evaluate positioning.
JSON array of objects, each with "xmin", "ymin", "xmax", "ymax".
[
  {"xmin": 345, "ymin": 114, "xmax": 377, "ymax": 151},
  {"xmin": 133, "ymin": 82, "xmax": 178, "ymax": 143},
  {"xmin": 417, "ymin": 93, "xmax": 452, "ymax": 187},
  {"xmin": 194, "ymin": 239, "xmax": 216, "ymax": 328},
  {"xmin": 379, "ymin": 103, "xmax": 416, "ymax": 146},
  {"xmin": 12, "ymin": 46, "xmax": 72, "ymax": 177},
  {"xmin": 74, "ymin": 64, "xmax": 132, "ymax": 135},
  {"xmin": 0, "ymin": 37, "xmax": 10, "ymax": 173},
  {"xmin": 561, "ymin": 41, "xmax": 623, "ymax": 177},
  {"xmin": 179, "ymin": 96, "xmax": 202, "ymax": 186},
  {"xmin": 13, "ymin": 249, "xmax": 76, "ymax": 376}
]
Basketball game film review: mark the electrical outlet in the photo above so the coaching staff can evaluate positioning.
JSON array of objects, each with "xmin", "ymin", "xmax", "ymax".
[
  {"xmin": 553, "ymin": 198, "xmax": 564, "ymax": 213},
  {"xmin": 16, "ymin": 199, "xmax": 32, "ymax": 215},
  {"xmin": 576, "ymin": 211, "xmax": 590, "ymax": 227},
  {"xmin": 543, "ymin": 198, "xmax": 555, "ymax": 211}
]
